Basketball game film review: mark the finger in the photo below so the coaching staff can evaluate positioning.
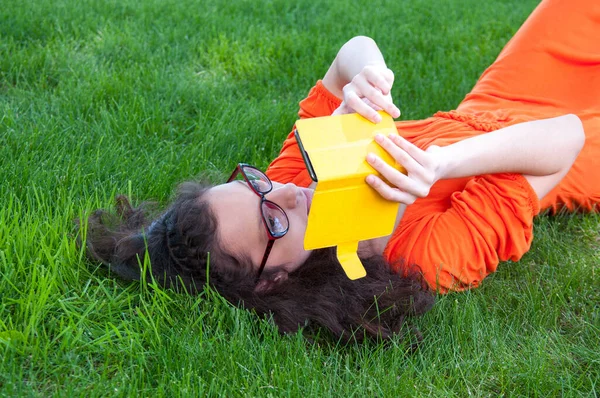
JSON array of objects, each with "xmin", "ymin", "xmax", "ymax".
[
  {"xmin": 388, "ymin": 134, "xmax": 434, "ymax": 168},
  {"xmin": 378, "ymin": 94, "xmax": 401, "ymax": 119},
  {"xmin": 365, "ymin": 174, "xmax": 418, "ymax": 205},
  {"xmin": 355, "ymin": 77, "xmax": 401, "ymax": 118},
  {"xmin": 344, "ymin": 90, "xmax": 382, "ymax": 123},
  {"xmin": 362, "ymin": 90, "xmax": 398, "ymax": 119},
  {"xmin": 366, "ymin": 153, "xmax": 430, "ymax": 198},
  {"xmin": 378, "ymin": 69, "xmax": 400, "ymax": 118},
  {"xmin": 352, "ymin": 75, "xmax": 384, "ymax": 99},
  {"xmin": 387, "ymin": 134, "xmax": 438, "ymax": 185},
  {"xmin": 381, "ymin": 68, "xmax": 395, "ymax": 92},
  {"xmin": 362, "ymin": 98, "xmax": 383, "ymax": 111},
  {"xmin": 363, "ymin": 66, "xmax": 392, "ymax": 95},
  {"xmin": 373, "ymin": 134, "xmax": 422, "ymax": 173}
]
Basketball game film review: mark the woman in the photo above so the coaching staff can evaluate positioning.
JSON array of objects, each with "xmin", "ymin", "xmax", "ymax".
[{"xmin": 85, "ymin": 0, "xmax": 597, "ymax": 340}]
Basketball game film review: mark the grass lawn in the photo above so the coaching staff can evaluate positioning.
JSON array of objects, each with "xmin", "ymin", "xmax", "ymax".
[{"xmin": 1, "ymin": 0, "xmax": 599, "ymax": 395}]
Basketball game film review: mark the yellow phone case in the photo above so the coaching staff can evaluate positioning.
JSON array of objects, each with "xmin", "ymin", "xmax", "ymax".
[{"xmin": 295, "ymin": 111, "xmax": 406, "ymax": 279}]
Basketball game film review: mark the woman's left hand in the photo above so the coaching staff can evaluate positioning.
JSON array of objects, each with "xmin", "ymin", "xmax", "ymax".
[
  {"xmin": 331, "ymin": 64, "xmax": 401, "ymax": 123},
  {"xmin": 365, "ymin": 133, "xmax": 443, "ymax": 205}
]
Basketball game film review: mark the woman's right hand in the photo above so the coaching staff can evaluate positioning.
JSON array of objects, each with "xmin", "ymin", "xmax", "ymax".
[
  {"xmin": 365, "ymin": 133, "xmax": 442, "ymax": 205},
  {"xmin": 331, "ymin": 64, "xmax": 401, "ymax": 123}
]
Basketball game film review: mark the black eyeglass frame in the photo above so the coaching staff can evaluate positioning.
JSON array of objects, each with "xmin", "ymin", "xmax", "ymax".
[{"xmin": 227, "ymin": 163, "xmax": 290, "ymax": 282}]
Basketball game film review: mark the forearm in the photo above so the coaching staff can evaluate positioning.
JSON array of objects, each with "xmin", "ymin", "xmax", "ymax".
[
  {"xmin": 322, "ymin": 36, "xmax": 387, "ymax": 99},
  {"xmin": 433, "ymin": 114, "xmax": 585, "ymax": 180}
]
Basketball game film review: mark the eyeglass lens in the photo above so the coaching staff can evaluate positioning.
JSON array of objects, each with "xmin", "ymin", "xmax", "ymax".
[
  {"xmin": 262, "ymin": 201, "xmax": 288, "ymax": 237},
  {"xmin": 243, "ymin": 167, "xmax": 271, "ymax": 193},
  {"xmin": 235, "ymin": 165, "xmax": 289, "ymax": 238}
]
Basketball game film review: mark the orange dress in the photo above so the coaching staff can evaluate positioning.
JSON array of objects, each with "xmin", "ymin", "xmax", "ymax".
[{"xmin": 266, "ymin": 0, "xmax": 600, "ymax": 292}]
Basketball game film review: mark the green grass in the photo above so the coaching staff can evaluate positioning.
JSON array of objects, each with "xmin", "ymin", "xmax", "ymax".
[{"xmin": 1, "ymin": 0, "xmax": 599, "ymax": 396}]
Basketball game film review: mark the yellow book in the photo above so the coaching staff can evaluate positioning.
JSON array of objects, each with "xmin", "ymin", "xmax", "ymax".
[{"xmin": 294, "ymin": 111, "xmax": 406, "ymax": 279}]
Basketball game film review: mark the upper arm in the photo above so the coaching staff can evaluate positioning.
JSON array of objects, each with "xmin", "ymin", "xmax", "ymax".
[
  {"xmin": 321, "ymin": 54, "xmax": 342, "ymax": 100},
  {"xmin": 386, "ymin": 174, "xmax": 539, "ymax": 292}
]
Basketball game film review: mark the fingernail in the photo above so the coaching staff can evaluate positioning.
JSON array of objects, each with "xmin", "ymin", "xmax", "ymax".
[
  {"xmin": 367, "ymin": 153, "xmax": 376, "ymax": 163},
  {"xmin": 366, "ymin": 175, "xmax": 375, "ymax": 184},
  {"xmin": 374, "ymin": 134, "xmax": 383, "ymax": 143},
  {"xmin": 374, "ymin": 114, "xmax": 382, "ymax": 123}
]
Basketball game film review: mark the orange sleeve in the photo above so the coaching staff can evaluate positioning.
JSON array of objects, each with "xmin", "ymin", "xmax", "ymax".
[
  {"xmin": 385, "ymin": 173, "xmax": 541, "ymax": 293},
  {"xmin": 266, "ymin": 80, "xmax": 342, "ymax": 187}
]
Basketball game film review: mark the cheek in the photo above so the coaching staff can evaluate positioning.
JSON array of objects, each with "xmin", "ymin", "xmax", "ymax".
[
  {"xmin": 264, "ymin": 211, "xmax": 309, "ymax": 270},
  {"xmin": 271, "ymin": 215, "xmax": 307, "ymax": 261},
  {"xmin": 288, "ymin": 214, "xmax": 310, "ymax": 262},
  {"xmin": 289, "ymin": 213, "xmax": 308, "ymax": 247}
]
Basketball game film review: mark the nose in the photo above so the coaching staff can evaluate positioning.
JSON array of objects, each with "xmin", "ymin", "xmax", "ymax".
[{"xmin": 266, "ymin": 183, "xmax": 300, "ymax": 210}]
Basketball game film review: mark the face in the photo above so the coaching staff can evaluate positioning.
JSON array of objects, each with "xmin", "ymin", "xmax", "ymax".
[{"xmin": 205, "ymin": 180, "xmax": 314, "ymax": 276}]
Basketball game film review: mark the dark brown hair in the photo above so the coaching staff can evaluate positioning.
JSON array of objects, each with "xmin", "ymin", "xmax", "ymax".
[{"xmin": 83, "ymin": 181, "xmax": 435, "ymax": 342}]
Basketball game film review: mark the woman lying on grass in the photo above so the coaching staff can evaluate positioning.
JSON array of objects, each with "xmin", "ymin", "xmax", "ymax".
[{"xmin": 84, "ymin": 0, "xmax": 599, "ymax": 341}]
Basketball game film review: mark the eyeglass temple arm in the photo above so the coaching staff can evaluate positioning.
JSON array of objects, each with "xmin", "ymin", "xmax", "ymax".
[
  {"xmin": 256, "ymin": 239, "xmax": 275, "ymax": 281},
  {"xmin": 227, "ymin": 166, "xmax": 241, "ymax": 183}
]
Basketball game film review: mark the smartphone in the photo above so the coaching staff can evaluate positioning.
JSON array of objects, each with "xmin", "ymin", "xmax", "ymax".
[{"xmin": 294, "ymin": 129, "xmax": 318, "ymax": 182}]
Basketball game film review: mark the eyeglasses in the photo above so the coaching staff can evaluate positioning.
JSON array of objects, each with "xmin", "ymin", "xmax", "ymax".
[{"xmin": 227, "ymin": 163, "xmax": 289, "ymax": 282}]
